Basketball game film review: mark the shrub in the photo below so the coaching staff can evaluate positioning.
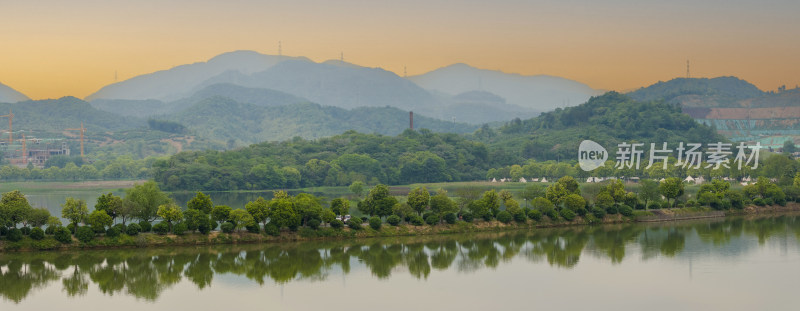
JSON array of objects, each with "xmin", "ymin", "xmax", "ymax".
[
  {"xmin": 126, "ymin": 223, "xmax": 142, "ymax": 236},
  {"xmin": 67, "ymin": 223, "xmax": 77, "ymax": 235},
  {"xmin": 619, "ymin": 205, "xmax": 634, "ymax": 217},
  {"xmin": 112, "ymin": 224, "xmax": 126, "ymax": 233},
  {"xmin": 20, "ymin": 227, "xmax": 31, "ymax": 236},
  {"xmin": 753, "ymin": 198, "xmax": 765, "ymax": 206},
  {"xmin": 246, "ymin": 223, "xmax": 261, "ymax": 233},
  {"xmin": 575, "ymin": 207, "xmax": 588, "ymax": 217},
  {"xmin": 606, "ymin": 205, "xmax": 619, "ymax": 215},
  {"xmin": 45, "ymin": 225, "xmax": 57, "ymax": 235},
  {"xmin": 591, "ymin": 206, "xmax": 606, "ymax": 219},
  {"xmin": 153, "ymin": 223, "xmax": 170, "ymax": 235},
  {"xmin": 422, "ymin": 212, "xmax": 434, "ymax": 221},
  {"xmin": 544, "ymin": 208, "xmax": 559, "ymax": 221},
  {"xmin": 220, "ymin": 222, "xmax": 235, "ymax": 233},
  {"xmin": 7, "ymin": 228, "xmax": 23, "ymax": 242},
  {"xmin": 527, "ymin": 209, "xmax": 542, "ymax": 221},
  {"xmin": 764, "ymin": 198, "xmax": 774, "ymax": 206},
  {"xmin": 329, "ymin": 219, "xmax": 344, "ymax": 230},
  {"xmin": 444, "ymin": 213, "xmax": 458, "ymax": 224},
  {"xmin": 306, "ymin": 218, "xmax": 321, "ymax": 230},
  {"xmin": 461, "ymin": 212, "xmax": 474, "ymax": 223},
  {"xmin": 0, "ymin": 226, "xmax": 7, "ymax": 236},
  {"xmin": 496, "ymin": 211, "xmax": 513, "ymax": 223},
  {"xmin": 91, "ymin": 226, "xmax": 106, "ymax": 235},
  {"xmin": 425, "ymin": 214, "xmax": 440, "ymax": 226},
  {"xmin": 264, "ymin": 222, "xmax": 280, "ymax": 235},
  {"xmin": 54, "ymin": 227, "xmax": 72, "ymax": 244},
  {"xmin": 369, "ymin": 217, "xmax": 382, "ymax": 230},
  {"xmin": 410, "ymin": 215, "xmax": 424, "ymax": 226},
  {"xmin": 106, "ymin": 227, "xmax": 121, "ymax": 238},
  {"xmin": 661, "ymin": 201, "xmax": 672, "ymax": 209},
  {"xmin": 75, "ymin": 226, "xmax": 95, "ymax": 243},
  {"xmin": 173, "ymin": 223, "xmax": 188, "ymax": 236},
  {"xmin": 386, "ymin": 215, "xmax": 401, "ymax": 226},
  {"xmin": 559, "ymin": 209, "xmax": 576, "ymax": 221},
  {"xmin": 198, "ymin": 218, "xmax": 213, "ymax": 234},
  {"xmin": 138, "ymin": 221, "xmax": 152, "ymax": 232},
  {"xmin": 648, "ymin": 202, "xmax": 662, "ymax": 210},
  {"xmin": 348, "ymin": 217, "xmax": 363, "ymax": 230}
]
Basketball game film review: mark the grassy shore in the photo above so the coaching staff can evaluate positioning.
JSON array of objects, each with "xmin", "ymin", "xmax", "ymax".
[{"xmin": 3, "ymin": 203, "xmax": 799, "ymax": 253}]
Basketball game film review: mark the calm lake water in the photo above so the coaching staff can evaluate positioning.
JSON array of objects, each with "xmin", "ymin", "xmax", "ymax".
[{"xmin": 2, "ymin": 215, "xmax": 800, "ymax": 310}]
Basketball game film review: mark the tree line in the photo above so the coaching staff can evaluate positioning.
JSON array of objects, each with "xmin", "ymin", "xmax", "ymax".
[{"xmin": 4, "ymin": 173, "xmax": 800, "ymax": 245}]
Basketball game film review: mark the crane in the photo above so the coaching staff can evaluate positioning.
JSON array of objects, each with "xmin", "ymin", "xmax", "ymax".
[
  {"xmin": 0, "ymin": 109, "xmax": 12, "ymax": 145},
  {"xmin": 65, "ymin": 122, "xmax": 86, "ymax": 158}
]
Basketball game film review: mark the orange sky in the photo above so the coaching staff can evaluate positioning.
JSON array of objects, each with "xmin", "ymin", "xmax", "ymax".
[{"xmin": 1, "ymin": 0, "xmax": 798, "ymax": 100}]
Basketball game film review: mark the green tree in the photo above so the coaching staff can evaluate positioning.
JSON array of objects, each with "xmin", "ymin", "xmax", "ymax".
[
  {"xmin": 659, "ymin": 177, "xmax": 685, "ymax": 207},
  {"xmin": 330, "ymin": 198, "xmax": 350, "ymax": 218},
  {"xmin": 563, "ymin": 194, "xmax": 586, "ymax": 212},
  {"xmin": 638, "ymin": 179, "xmax": 660, "ymax": 209},
  {"xmin": 293, "ymin": 193, "xmax": 323, "ymax": 226},
  {"xmin": 125, "ymin": 181, "xmax": 171, "ymax": 222},
  {"xmin": 95, "ymin": 193, "xmax": 123, "ymax": 223},
  {"xmin": 269, "ymin": 198, "xmax": 300, "ymax": 229},
  {"xmin": 407, "ymin": 186, "xmax": 431, "ymax": 216},
  {"xmin": 26, "ymin": 207, "xmax": 51, "ymax": 228},
  {"xmin": 1, "ymin": 190, "xmax": 33, "ymax": 228},
  {"xmin": 321, "ymin": 209, "xmax": 336, "ymax": 224},
  {"xmin": 61, "ymin": 197, "xmax": 89, "ymax": 228},
  {"xmin": 556, "ymin": 176, "xmax": 580, "ymax": 194},
  {"xmin": 87, "ymin": 210, "xmax": 112, "ymax": 233},
  {"xmin": 429, "ymin": 191, "xmax": 458, "ymax": 221},
  {"xmin": 349, "ymin": 181, "xmax": 365, "ymax": 198},
  {"xmin": 245, "ymin": 197, "xmax": 270, "ymax": 227},
  {"xmin": 188, "ymin": 192, "xmax": 213, "ymax": 214},
  {"xmin": 211, "ymin": 205, "xmax": 232, "ymax": 226},
  {"xmin": 229, "ymin": 209, "xmax": 255, "ymax": 232},
  {"xmin": 157, "ymin": 203, "xmax": 183, "ymax": 232},
  {"xmin": 545, "ymin": 183, "xmax": 570, "ymax": 206},
  {"xmin": 481, "ymin": 190, "xmax": 501, "ymax": 217},
  {"xmin": 364, "ymin": 184, "xmax": 398, "ymax": 218},
  {"xmin": 498, "ymin": 189, "xmax": 513, "ymax": 202}
]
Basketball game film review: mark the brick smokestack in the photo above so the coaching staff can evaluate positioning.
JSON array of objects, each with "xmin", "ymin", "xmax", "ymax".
[{"xmin": 410, "ymin": 111, "xmax": 414, "ymax": 130}]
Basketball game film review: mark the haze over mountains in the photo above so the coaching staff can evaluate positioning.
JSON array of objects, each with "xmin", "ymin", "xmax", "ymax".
[
  {"xmin": 85, "ymin": 50, "xmax": 602, "ymax": 124},
  {"xmin": 0, "ymin": 82, "xmax": 29, "ymax": 103}
]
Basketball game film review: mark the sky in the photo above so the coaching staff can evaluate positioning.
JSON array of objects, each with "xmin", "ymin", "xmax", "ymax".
[{"xmin": 1, "ymin": 0, "xmax": 799, "ymax": 100}]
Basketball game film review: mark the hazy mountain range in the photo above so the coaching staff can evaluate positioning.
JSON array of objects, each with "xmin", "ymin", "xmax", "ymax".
[
  {"xmin": 0, "ymin": 82, "xmax": 29, "ymax": 103},
  {"xmin": 85, "ymin": 50, "xmax": 602, "ymax": 124}
]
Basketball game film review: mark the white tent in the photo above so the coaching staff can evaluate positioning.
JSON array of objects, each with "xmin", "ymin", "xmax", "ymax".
[
  {"xmin": 684, "ymin": 176, "xmax": 695, "ymax": 183},
  {"xmin": 519, "ymin": 177, "xmax": 527, "ymax": 183},
  {"xmin": 491, "ymin": 178, "xmax": 497, "ymax": 183}
]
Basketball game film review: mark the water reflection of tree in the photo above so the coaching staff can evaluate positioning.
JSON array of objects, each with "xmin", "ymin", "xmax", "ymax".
[{"xmin": 2, "ymin": 214, "xmax": 799, "ymax": 303}]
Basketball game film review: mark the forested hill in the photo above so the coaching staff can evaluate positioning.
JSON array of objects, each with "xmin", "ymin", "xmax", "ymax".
[
  {"xmin": 167, "ymin": 97, "xmax": 478, "ymax": 144},
  {"xmin": 627, "ymin": 77, "xmax": 765, "ymax": 107},
  {"xmin": 153, "ymin": 92, "xmax": 727, "ymax": 191},
  {"xmin": 152, "ymin": 129, "xmax": 492, "ymax": 191},
  {"xmin": 0, "ymin": 96, "xmax": 143, "ymax": 132}
]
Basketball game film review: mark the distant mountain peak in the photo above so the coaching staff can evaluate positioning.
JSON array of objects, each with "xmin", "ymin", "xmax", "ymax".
[{"xmin": 0, "ymin": 81, "xmax": 30, "ymax": 103}]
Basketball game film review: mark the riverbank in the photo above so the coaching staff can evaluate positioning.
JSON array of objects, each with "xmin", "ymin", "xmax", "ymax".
[{"xmin": 4, "ymin": 203, "xmax": 800, "ymax": 253}]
